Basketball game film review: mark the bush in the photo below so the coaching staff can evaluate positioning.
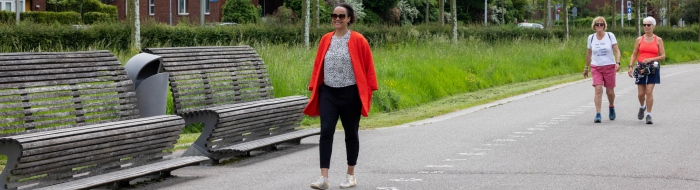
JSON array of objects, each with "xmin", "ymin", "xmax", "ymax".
[
  {"xmin": 222, "ymin": 0, "xmax": 260, "ymax": 24},
  {"xmin": 271, "ymin": 5, "xmax": 297, "ymax": 24},
  {"xmin": 83, "ymin": 12, "xmax": 115, "ymax": 24},
  {"xmin": 0, "ymin": 11, "xmax": 81, "ymax": 24}
]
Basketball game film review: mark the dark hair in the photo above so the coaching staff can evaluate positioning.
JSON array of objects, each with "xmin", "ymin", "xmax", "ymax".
[{"xmin": 335, "ymin": 3, "xmax": 356, "ymax": 26}]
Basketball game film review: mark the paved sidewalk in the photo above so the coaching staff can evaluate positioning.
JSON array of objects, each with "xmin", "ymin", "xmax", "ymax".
[{"xmin": 139, "ymin": 63, "xmax": 700, "ymax": 190}]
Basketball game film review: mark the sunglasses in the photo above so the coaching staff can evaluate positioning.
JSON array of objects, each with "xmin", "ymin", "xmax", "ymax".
[
  {"xmin": 331, "ymin": 14, "xmax": 347, "ymax": 20},
  {"xmin": 643, "ymin": 24, "xmax": 653, "ymax": 27},
  {"xmin": 595, "ymin": 23, "xmax": 605, "ymax": 26}
]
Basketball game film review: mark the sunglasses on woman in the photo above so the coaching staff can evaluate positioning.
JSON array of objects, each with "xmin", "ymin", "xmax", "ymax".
[
  {"xmin": 331, "ymin": 14, "xmax": 347, "ymax": 20},
  {"xmin": 643, "ymin": 24, "xmax": 653, "ymax": 27},
  {"xmin": 595, "ymin": 23, "xmax": 605, "ymax": 26}
]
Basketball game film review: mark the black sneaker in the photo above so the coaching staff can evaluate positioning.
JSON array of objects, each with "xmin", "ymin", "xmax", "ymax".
[
  {"xmin": 638, "ymin": 108, "xmax": 645, "ymax": 120},
  {"xmin": 594, "ymin": 113, "xmax": 602, "ymax": 123},
  {"xmin": 646, "ymin": 115, "xmax": 653, "ymax": 124}
]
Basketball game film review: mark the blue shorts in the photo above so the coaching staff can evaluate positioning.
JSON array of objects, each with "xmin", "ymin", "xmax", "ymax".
[{"xmin": 635, "ymin": 63, "xmax": 660, "ymax": 85}]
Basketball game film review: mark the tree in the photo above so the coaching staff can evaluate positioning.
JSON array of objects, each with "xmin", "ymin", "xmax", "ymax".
[
  {"xmin": 364, "ymin": 0, "xmax": 399, "ymax": 19},
  {"xmin": 222, "ymin": 0, "xmax": 258, "ymax": 24},
  {"xmin": 439, "ymin": 0, "xmax": 444, "ymax": 25},
  {"xmin": 426, "ymin": 0, "xmax": 430, "ymax": 23},
  {"xmin": 304, "ymin": 0, "xmax": 310, "ymax": 48},
  {"xmin": 314, "ymin": 0, "xmax": 319, "ymax": 28},
  {"xmin": 546, "ymin": 0, "xmax": 551, "ymax": 29},
  {"xmin": 612, "ymin": 0, "xmax": 616, "ymax": 28}
]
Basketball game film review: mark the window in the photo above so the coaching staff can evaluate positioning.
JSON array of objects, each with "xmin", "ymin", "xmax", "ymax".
[
  {"xmin": 149, "ymin": 0, "xmax": 154, "ymax": 15},
  {"xmin": 205, "ymin": 0, "xmax": 209, "ymax": 14},
  {"xmin": 178, "ymin": 0, "xmax": 187, "ymax": 15},
  {"xmin": 0, "ymin": 0, "xmax": 24, "ymax": 12}
]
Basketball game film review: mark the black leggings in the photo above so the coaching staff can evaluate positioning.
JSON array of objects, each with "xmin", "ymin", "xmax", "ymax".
[{"xmin": 318, "ymin": 84, "xmax": 362, "ymax": 169}]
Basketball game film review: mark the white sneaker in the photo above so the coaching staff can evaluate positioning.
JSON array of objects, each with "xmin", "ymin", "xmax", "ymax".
[
  {"xmin": 310, "ymin": 176, "xmax": 329, "ymax": 189},
  {"xmin": 339, "ymin": 174, "xmax": 356, "ymax": 189}
]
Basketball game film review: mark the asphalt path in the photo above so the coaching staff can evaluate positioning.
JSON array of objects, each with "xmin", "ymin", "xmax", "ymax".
[{"xmin": 139, "ymin": 63, "xmax": 700, "ymax": 190}]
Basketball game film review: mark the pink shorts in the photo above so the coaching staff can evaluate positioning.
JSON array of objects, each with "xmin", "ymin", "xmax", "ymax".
[{"xmin": 591, "ymin": 64, "xmax": 617, "ymax": 88}]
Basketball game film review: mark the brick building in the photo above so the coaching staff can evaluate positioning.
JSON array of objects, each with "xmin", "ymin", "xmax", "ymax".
[{"xmin": 109, "ymin": 0, "xmax": 285, "ymax": 25}]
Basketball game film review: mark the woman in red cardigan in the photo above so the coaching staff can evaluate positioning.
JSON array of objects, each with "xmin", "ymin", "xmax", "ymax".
[{"xmin": 305, "ymin": 3, "xmax": 378, "ymax": 190}]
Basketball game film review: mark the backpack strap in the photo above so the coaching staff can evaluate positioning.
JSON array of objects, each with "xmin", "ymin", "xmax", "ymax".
[{"xmin": 607, "ymin": 32, "xmax": 612, "ymax": 41}]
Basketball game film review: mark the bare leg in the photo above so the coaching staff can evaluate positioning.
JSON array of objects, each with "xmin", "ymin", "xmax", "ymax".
[
  {"xmin": 321, "ymin": 168, "xmax": 329, "ymax": 178},
  {"xmin": 594, "ymin": 85, "xmax": 603, "ymax": 113},
  {"xmin": 347, "ymin": 165, "xmax": 355, "ymax": 175},
  {"xmin": 637, "ymin": 85, "xmax": 647, "ymax": 106},
  {"xmin": 645, "ymin": 84, "xmax": 655, "ymax": 112},
  {"xmin": 606, "ymin": 87, "xmax": 615, "ymax": 107}
]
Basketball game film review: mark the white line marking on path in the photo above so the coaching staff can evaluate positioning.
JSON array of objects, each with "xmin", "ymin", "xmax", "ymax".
[
  {"xmin": 494, "ymin": 139, "xmax": 516, "ymax": 142},
  {"xmin": 425, "ymin": 165, "xmax": 454, "ymax": 168},
  {"xmin": 459, "ymin": 152, "xmax": 487, "ymax": 156},
  {"xmin": 482, "ymin": 144, "xmax": 505, "ymax": 146},
  {"xmin": 473, "ymin": 148, "xmax": 493, "ymax": 151},
  {"xmin": 528, "ymin": 128, "xmax": 546, "ymax": 131},
  {"xmin": 389, "ymin": 178, "xmax": 423, "ymax": 182},
  {"xmin": 377, "ymin": 187, "xmax": 400, "ymax": 190},
  {"xmin": 418, "ymin": 171, "xmax": 445, "ymax": 174},
  {"xmin": 508, "ymin": 135, "xmax": 525, "ymax": 138},
  {"xmin": 514, "ymin": 132, "xmax": 534, "ymax": 134}
]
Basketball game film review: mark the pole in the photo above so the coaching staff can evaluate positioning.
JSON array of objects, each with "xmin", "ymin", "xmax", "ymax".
[
  {"xmin": 452, "ymin": 0, "xmax": 457, "ymax": 44},
  {"xmin": 484, "ymin": 0, "xmax": 488, "ymax": 26},
  {"xmin": 15, "ymin": 0, "xmax": 19, "ymax": 25},
  {"xmin": 169, "ymin": 0, "xmax": 172, "ymax": 25},
  {"xmin": 439, "ymin": 0, "xmax": 444, "ymax": 25},
  {"xmin": 128, "ymin": 0, "xmax": 141, "ymax": 50},
  {"xmin": 200, "ymin": 0, "xmax": 205, "ymax": 26},
  {"xmin": 304, "ymin": 0, "xmax": 310, "ymax": 48},
  {"xmin": 621, "ymin": 0, "xmax": 624, "ymax": 27}
]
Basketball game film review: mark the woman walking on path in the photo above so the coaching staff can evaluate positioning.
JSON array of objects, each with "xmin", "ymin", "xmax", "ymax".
[
  {"xmin": 584, "ymin": 16, "xmax": 621, "ymax": 123},
  {"xmin": 303, "ymin": 3, "xmax": 378, "ymax": 189},
  {"xmin": 628, "ymin": 17, "xmax": 665, "ymax": 124}
]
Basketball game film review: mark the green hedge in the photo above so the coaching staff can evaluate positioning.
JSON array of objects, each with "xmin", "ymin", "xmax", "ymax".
[
  {"xmin": 83, "ymin": 12, "xmax": 116, "ymax": 24},
  {"xmin": 1, "ymin": 22, "xmax": 697, "ymax": 52},
  {"xmin": 0, "ymin": 11, "xmax": 81, "ymax": 24}
]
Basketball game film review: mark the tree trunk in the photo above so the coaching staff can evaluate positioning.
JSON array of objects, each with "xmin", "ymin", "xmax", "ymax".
[
  {"xmin": 698, "ymin": 0, "xmax": 699, "ymax": 42},
  {"xmin": 439, "ymin": 0, "xmax": 444, "ymax": 25},
  {"xmin": 426, "ymin": 0, "xmax": 430, "ymax": 24},
  {"xmin": 128, "ymin": 0, "xmax": 140, "ymax": 50},
  {"xmin": 314, "ymin": 0, "xmax": 319, "ymax": 28},
  {"xmin": 637, "ymin": 0, "xmax": 641, "ymax": 36},
  {"xmin": 304, "ymin": 0, "xmax": 310, "ymax": 48},
  {"xmin": 501, "ymin": 0, "xmax": 504, "ymax": 25},
  {"xmin": 453, "ymin": 0, "xmax": 458, "ymax": 38}
]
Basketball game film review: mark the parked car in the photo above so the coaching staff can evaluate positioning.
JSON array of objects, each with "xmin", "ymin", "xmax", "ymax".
[{"xmin": 517, "ymin": 23, "xmax": 544, "ymax": 29}]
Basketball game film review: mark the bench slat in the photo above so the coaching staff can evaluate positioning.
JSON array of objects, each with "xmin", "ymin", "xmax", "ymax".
[
  {"xmin": 0, "ymin": 70, "xmax": 126, "ymax": 83},
  {"xmin": 0, "ymin": 90, "xmax": 134, "ymax": 110},
  {"xmin": 211, "ymin": 115, "xmax": 303, "ymax": 139},
  {"xmin": 0, "ymin": 50, "xmax": 110, "ymax": 57},
  {"xmin": 12, "ymin": 147, "xmax": 170, "ymax": 176},
  {"xmin": 0, "ymin": 52, "xmax": 116, "ymax": 61},
  {"xmin": 168, "ymin": 65, "xmax": 267, "ymax": 76},
  {"xmin": 164, "ymin": 57, "xmax": 262, "ymax": 67},
  {"xmin": 0, "ymin": 61, "xmax": 121, "ymax": 71},
  {"xmin": 215, "ymin": 128, "xmax": 319, "ymax": 152},
  {"xmin": 174, "ymin": 82, "xmax": 270, "ymax": 98},
  {"xmin": 0, "ymin": 104, "xmax": 136, "ymax": 124},
  {"xmin": 170, "ymin": 70, "xmax": 266, "ymax": 81},
  {"xmin": 172, "ymin": 78, "xmax": 270, "ymax": 92},
  {"xmin": 0, "ymin": 80, "xmax": 133, "ymax": 96},
  {"xmin": 0, "ymin": 86, "xmax": 131, "ymax": 104},
  {"xmin": 0, "ymin": 66, "xmax": 124, "ymax": 77},
  {"xmin": 0, "ymin": 110, "xmax": 139, "ymax": 132},
  {"xmin": 0, "ymin": 75, "xmax": 128, "ymax": 91},
  {"xmin": 175, "ymin": 87, "xmax": 273, "ymax": 102},
  {"xmin": 21, "ymin": 130, "xmax": 181, "ymax": 157},
  {"xmin": 170, "ymin": 72, "xmax": 268, "ymax": 86},
  {"xmin": 164, "ymin": 61, "xmax": 264, "ymax": 72},
  {"xmin": 176, "ymin": 91, "xmax": 274, "ymax": 108},
  {"xmin": 35, "ymin": 156, "xmax": 210, "ymax": 190},
  {"xmin": 156, "ymin": 50, "xmax": 258, "ymax": 58},
  {"xmin": 218, "ymin": 105, "xmax": 306, "ymax": 123},
  {"xmin": 0, "ymin": 57, "xmax": 119, "ymax": 66},
  {"xmin": 18, "ymin": 139, "xmax": 178, "ymax": 168},
  {"xmin": 16, "ymin": 118, "xmax": 182, "ymax": 147}
]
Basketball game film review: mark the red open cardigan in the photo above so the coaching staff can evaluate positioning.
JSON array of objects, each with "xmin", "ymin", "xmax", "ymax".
[{"xmin": 303, "ymin": 31, "xmax": 378, "ymax": 117}]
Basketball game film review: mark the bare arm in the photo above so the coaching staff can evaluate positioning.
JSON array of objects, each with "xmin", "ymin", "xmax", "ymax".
[
  {"xmin": 628, "ymin": 37, "xmax": 642, "ymax": 77},
  {"xmin": 612, "ymin": 43, "xmax": 621, "ymax": 71},
  {"xmin": 584, "ymin": 48, "xmax": 592, "ymax": 78}
]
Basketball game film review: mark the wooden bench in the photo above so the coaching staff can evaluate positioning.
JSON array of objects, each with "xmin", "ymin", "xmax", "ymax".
[
  {"xmin": 0, "ymin": 51, "xmax": 208, "ymax": 190},
  {"xmin": 139, "ymin": 46, "xmax": 319, "ymax": 162}
]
